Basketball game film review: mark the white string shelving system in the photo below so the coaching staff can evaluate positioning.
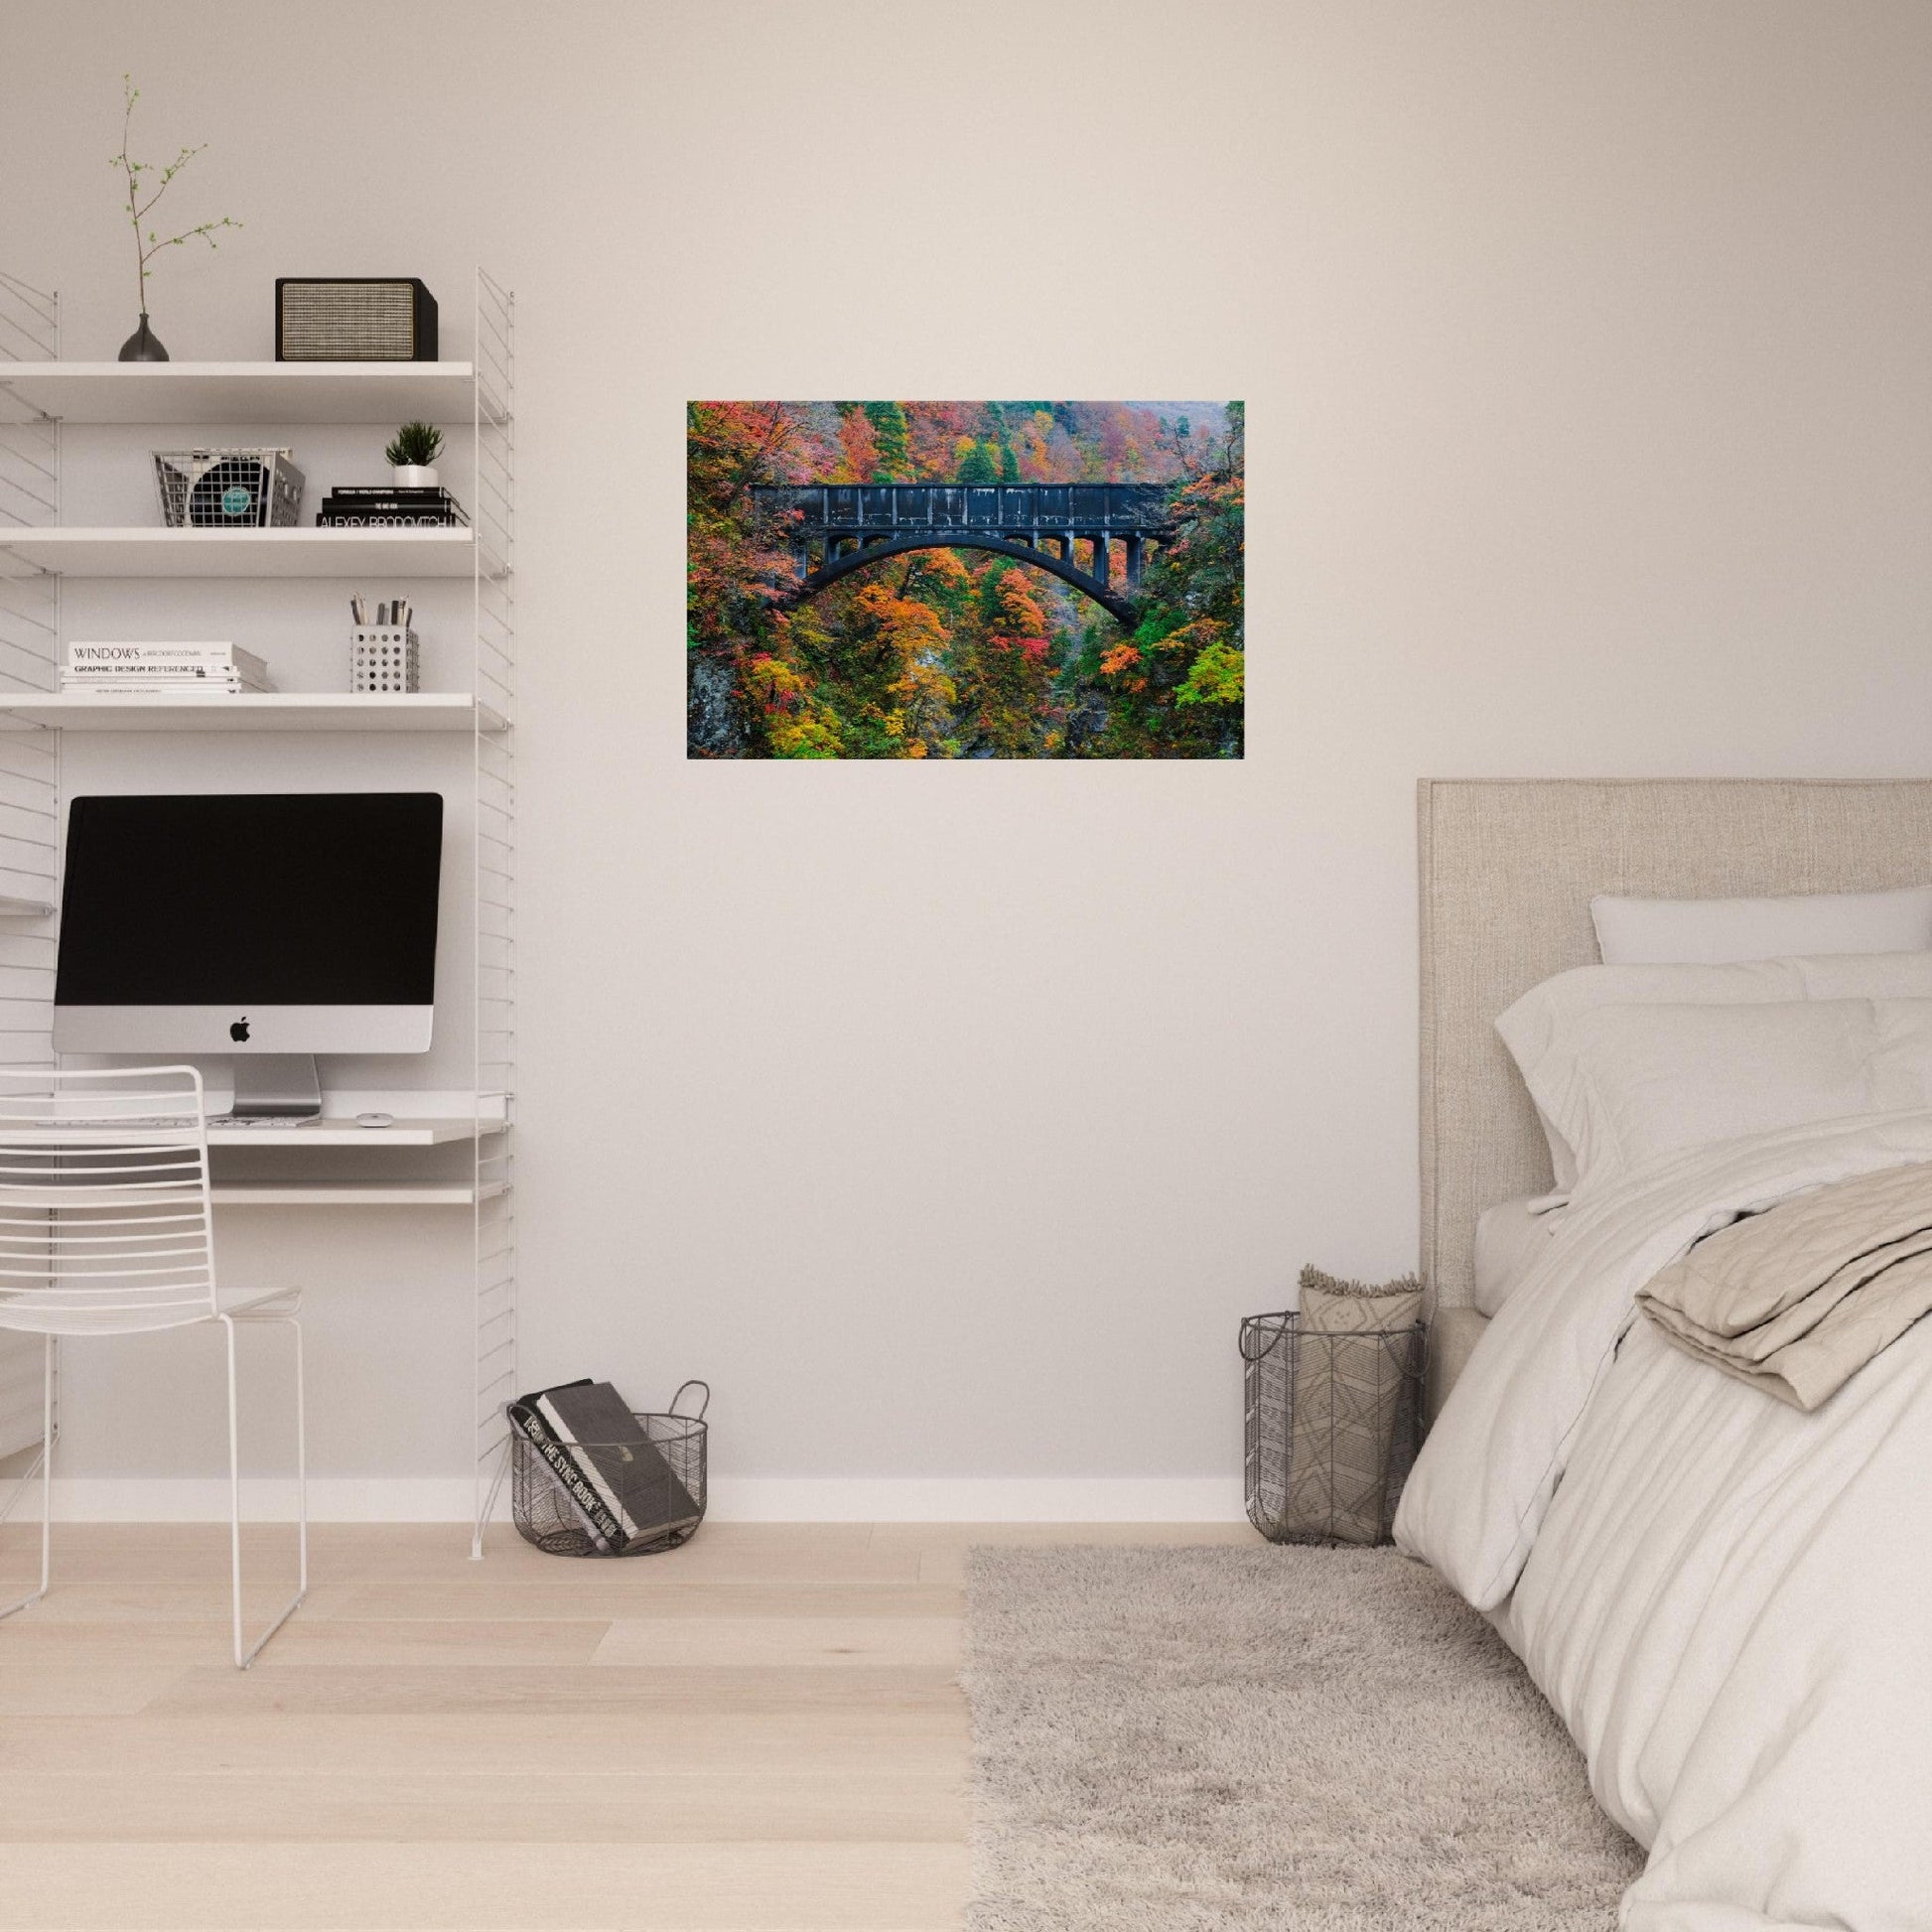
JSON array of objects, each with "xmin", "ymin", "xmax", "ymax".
[{"xmin": 0, "ymin": 270, "xmax": 517, "ymax": 1554}]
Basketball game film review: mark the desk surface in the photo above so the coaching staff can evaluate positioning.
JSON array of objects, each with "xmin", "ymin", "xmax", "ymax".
[
  {"xmin": 207, "ymin": 1117, "xmax": 488, "ymax": 1148},
  {"xmin": 210, "ymin": 1179, "xmax": 507, "ymax": 1206}
]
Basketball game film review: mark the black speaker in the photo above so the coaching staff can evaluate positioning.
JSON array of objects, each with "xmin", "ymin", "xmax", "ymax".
[{"xmin": 274, "ymin": 278, "xmax": 439, "ymax": 361}]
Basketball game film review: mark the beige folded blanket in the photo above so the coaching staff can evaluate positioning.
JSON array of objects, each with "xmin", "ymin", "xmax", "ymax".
[{"xmin": 1638, "ymin": 1159, "xmax": 1932, "ymax": 1410}]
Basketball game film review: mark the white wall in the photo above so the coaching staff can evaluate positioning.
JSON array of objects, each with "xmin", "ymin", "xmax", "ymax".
[{"xmin": 3, "ymin": 0, "xmax": 1929, "ymax": 1517}]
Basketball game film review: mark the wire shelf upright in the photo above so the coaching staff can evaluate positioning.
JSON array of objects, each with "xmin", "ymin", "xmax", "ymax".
[
  {"xmin": 470, "ymin": 269, "xmax": 516, "ymax": 1556},
  {"xmin": 0, "ymin": 271, "xmax": 61, "ymax": 1473}
]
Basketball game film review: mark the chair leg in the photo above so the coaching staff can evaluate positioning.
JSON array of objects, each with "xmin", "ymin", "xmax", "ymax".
[
  {"xmin": 220, "ymin": 1312, "xmax": 308, "ymax": 1670},
  {"xmin": 0, "ymin": 1335, "xmax": 54, "ymax": 1622}
]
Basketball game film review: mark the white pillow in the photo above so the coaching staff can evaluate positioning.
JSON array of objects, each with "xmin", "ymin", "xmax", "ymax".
[
  {"xmin": 1521, "ymin": 998, "xmax": 1932, "ymax": 1203},
  {"xmin": 1591, "ymin": 885, "xmax": 1932, "ymax": 965},
  {"xmin": 1495, "ymin": 952, "xmax": 1932, "ymax": 1195},
  {"xmin": 1472, "ymin": 1195, "xmax": 1559, "ymax": 1315}
]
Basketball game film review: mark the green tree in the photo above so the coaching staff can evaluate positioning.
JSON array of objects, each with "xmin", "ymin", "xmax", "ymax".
[
  {"xmin": 862, "ymin": 400, "xmax": 911, "ymax": 480},
  {"xmin": 956, "ymin": 439, "xmax": 1000, "ymax": 484},
  {"xmin": 982, "ymin": 401, "xmax": 1021, "ymax": 484}
]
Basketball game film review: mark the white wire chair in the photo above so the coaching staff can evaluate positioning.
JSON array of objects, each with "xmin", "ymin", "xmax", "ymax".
[{"xmin": 0, "ymin": 1065, "xmax": 305, "ymax": 1668}]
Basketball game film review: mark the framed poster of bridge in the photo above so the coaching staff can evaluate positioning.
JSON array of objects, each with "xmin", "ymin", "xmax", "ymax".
[{"xmin": 687, "ymin": 401, "xmax": 1244, "ymax": 759}]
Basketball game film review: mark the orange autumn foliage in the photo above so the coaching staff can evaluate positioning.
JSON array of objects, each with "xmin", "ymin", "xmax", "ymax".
[{"xmin": 831, "ymin": 408, "xmax": 881, "ymax": 484}]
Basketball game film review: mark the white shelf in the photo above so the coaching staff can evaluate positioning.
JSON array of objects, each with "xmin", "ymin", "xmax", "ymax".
[
  {"xmin": 0, "ymin": 526, "xmax": 491, "ymax": 579},
  {"xmin": 17, "ymin": 1117, "xmax": 483, "ymax": 1150},
  {"xmin": 0, "ymin": 692, "xmax": 504, "ymax": 733},
  {"xmin": 210, "ymin": 1179, "xmax": 507, "ymax": 1207},
  {"xmin": 0, "ymin": 361, "xmax": 480, "ymax": 425},
  {"xmin": 0, "ymin": 895, "xmax": 53, "ymax": 917},
  {"xmin": 203, "ymin": 1117, "xmax": 482, "ymax": 1148}
]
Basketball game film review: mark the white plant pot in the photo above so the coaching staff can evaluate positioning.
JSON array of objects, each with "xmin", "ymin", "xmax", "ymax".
[{"xmin": 392, "ymin": 465, "xmax": 439, "ymax": 488}]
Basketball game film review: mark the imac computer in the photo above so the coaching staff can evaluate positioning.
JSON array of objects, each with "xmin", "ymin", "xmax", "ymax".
[{"xmin": 54, "ymin": 792, "xmax": 445, "ymax": 1119}]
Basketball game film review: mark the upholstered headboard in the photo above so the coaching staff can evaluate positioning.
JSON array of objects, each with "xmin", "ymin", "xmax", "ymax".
[{"xmin": 1419, "ymin": 778, "xmax": 1932, "ymax": 1310}]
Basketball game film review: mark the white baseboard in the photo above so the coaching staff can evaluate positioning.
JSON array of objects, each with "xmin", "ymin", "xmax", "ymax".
[
  {"xmin": 38, "ymin": 1478, "xmax": 489, "ymax": 1523},
  {"xmin": 23, "ymin": 1475, "xmax": 1246, "ymax": 1525},
  {"xmin": 708, "ymin": 1477, "xmax": 1246, "ymax": 1522}
]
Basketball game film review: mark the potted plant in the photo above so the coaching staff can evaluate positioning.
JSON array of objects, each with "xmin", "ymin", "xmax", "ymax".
[
  {"xmin": 110, "ymin": 74, "xmax": 241, "ymax": 361},
  {"xmin": 384, "ymin": 421, "xmax": 444, "ymax": 488}
]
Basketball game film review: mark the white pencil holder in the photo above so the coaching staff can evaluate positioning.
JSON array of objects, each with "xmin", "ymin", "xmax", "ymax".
[{"xmin": 351, "ymin": 626, "xmax": 420, "ymax": 694}]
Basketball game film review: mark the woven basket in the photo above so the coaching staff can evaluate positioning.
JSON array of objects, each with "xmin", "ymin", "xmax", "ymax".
[{"xmin": 1241, "ymin": 1311, "xmax": 1424, "ymax": 1546}]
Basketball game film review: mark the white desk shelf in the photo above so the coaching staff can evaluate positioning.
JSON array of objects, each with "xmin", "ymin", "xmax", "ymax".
[
  {"xmin": 0, "ymin": 526, "xmax": 492, "ymax": 580},
  {"xmin": 25, "ymin": 1114, "xmax": 492, "ymax": 1151},
  {"xmin": 0, "ymin": 692, "xmax": 506, "ymax": 734},
  {"xmin": 0, "ymin": 360, "xmax": 485, "ymax": 426},
  {"xmin": 207, "ymin": 1116, "xmax": 485, "ymax": 1149},
  {"xmin": 211, "ymin": 1179, "xmax": 510, "ymax": 1207},
  {"xmin": 0, "ymin": 267, "xmax": 518, "ymax": 1558}
]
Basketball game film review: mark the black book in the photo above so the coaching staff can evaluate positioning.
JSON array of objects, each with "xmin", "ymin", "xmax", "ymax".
[
  {"xmin": 507, "ymin": 1381, "xmax": 621, "ymax": 1550},
  {"xmin": 317, "ymin": 510, "xmax": 469, "ymax": 527},
  {"xmin": 321, "ymin": 487, "xmax": 467, "ymax": 519},
  {"xmin": 320, "ymin": 502, "xmax": 467, "ymax": 517},
  {"xmin": 529, "ymin": 1380, "xmax": 702, "ymax": 1550},
  {"xmin": 328, "ymin": 484, "xmax": 461, "ymax": 501},
  {"xmin": 320, "ymin": 491, "xmax": 467, "ymax": 509},
  {"xmin": 323, "ymin": 501, "xmax": 465, "ymax": 516}
]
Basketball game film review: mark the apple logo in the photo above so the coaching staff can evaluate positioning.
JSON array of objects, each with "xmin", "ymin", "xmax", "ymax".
[{"xmin": 229, "ymin": 1018, "xmax": 250, "ymax": 1043}]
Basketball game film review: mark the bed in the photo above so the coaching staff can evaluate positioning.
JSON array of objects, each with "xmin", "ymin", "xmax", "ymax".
[{"xmin": 1399, "ymin": 777, "xmax": 1932, "ymax": 1931}]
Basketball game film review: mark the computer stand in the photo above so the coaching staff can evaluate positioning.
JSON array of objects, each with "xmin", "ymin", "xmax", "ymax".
[{"xmin": 228, "ymin": 1055, "xmax": 323, "ymax": 1121}]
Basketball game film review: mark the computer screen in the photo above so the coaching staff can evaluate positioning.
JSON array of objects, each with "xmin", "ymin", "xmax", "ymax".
[{"xmin": 54, "ymin": 791, "xmax": 444, "ymax": 1054}]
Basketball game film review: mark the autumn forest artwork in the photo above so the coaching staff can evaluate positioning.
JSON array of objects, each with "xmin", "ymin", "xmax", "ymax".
[{"xmin": 687, "ymin": 400, "xmax": 1244, "ymax": 759}]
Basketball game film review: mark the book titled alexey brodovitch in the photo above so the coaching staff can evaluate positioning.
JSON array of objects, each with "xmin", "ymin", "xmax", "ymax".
[
  {"xmin": 317, "ymin": 484, "xmax": 469, "ymax": 529},
  {"xmin": 508, "ymin": 1379, "xmax": 703, "ymax": 1554}
]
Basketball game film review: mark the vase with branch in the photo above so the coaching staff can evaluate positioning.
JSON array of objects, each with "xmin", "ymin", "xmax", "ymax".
[{"xmin": 111, "ymin": 74, "xmax": 241, "ymax": 361}]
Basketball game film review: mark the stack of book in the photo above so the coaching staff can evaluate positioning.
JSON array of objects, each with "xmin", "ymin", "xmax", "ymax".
[
  {"xmin": 316, "ymin": 485, "xmax": 469, "ymax": 528},
  {"xmin": 64, "ymin": 642, "xmax": 273, "ymax": 695},
  {"xmin": 509, "ymin": 1379, "xmax": 704, "ymax": 1554}
]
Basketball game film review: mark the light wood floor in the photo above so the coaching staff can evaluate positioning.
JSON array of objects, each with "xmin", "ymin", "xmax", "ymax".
[{"xmin": 0, "ymin": 1519, "xmax": 1253, "ymax": 1931}]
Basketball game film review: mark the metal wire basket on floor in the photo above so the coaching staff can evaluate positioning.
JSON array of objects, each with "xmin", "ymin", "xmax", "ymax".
[
  {"xmin": 509, "ymin": 1381, "xmax": 709, "ymax": 1558},
  {"xmin": 1241, "ymin": 1311, "xmax": 1424, "ymax": 1546}
]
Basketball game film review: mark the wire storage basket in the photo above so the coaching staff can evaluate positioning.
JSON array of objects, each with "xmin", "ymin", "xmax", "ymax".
[
  {"xmin": 153, "ymin": 447, "xmax": 305, "ymax": 528},
  {"xmin": 1242, "ymin": 1311, "xmax": 1424, "ymax": 1547},
  {"xmin": 509, "ymin": 1381, "xmax": 708, "ymax": 1557}
]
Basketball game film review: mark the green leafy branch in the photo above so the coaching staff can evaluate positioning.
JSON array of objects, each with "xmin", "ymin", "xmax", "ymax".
[
  {"xmin": 111, "ymin": 74, "xmax": 240, "ymax": 314},
  {"xmin": 384, "ymin": 421, "xmax": 444, "ymax": 468}
]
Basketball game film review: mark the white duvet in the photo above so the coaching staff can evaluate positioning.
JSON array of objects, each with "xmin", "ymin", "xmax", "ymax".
[{"xmin": 1396, "ymin": 1111, "xmax": 1932, "ymax": 1931}]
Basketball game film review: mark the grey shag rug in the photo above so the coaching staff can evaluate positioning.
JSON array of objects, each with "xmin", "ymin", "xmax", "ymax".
[{"xmin": 962, "ymin": 1545, "xmax": 1644, "ymax": 1930}]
